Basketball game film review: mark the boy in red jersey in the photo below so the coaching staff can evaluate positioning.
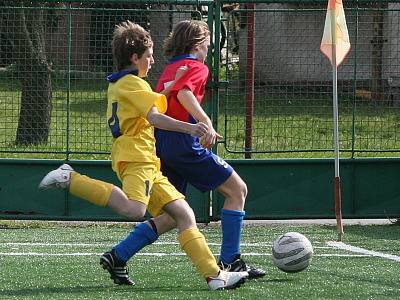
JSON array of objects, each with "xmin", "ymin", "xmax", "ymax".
[
  {"xmin": 156, "ymin": 19, "xmax": 265, "ymax": 279},
  {"xmin": 112, "ymin": 20, "xmax": 265, "ymax": 280},
  {"xmin": 39, "ymin": 20, "xmax": 248, "ymax": 290}
]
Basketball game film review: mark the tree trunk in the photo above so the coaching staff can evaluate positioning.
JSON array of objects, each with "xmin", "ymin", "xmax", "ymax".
[
  {"xmin": 16, "ymin": 64, "xmax": 52, "ymax": 145},
  {"xmin": 371, "ymin": 3, "xmax": 387, "ymax": 103},
  {"xmin": 7, "ymin": 2, "xmax": 53, "ymax": 145}
]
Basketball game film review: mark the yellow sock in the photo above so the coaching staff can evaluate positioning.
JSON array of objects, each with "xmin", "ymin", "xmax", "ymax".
[
  {"xmin": 178, "ymin": 228, "xmax": 220, "ymax": 278},
  {"xmin": 69, "ymin": 172, "xmax": 113, "ymax": 206}
]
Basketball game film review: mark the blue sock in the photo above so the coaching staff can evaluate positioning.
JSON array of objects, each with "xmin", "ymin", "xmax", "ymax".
[
  {"xmin": 114, "ymin": 221, "xmax": 158, "ymax": 263},
  {"xmin": 219, "ymin": 209, "xmax": 245, "ymax": 264}
]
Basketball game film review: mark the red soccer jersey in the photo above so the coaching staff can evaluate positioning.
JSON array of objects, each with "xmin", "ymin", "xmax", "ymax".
[{"xmin": 155, "ymin": 58, "xmax": 209, "ymax": 122}]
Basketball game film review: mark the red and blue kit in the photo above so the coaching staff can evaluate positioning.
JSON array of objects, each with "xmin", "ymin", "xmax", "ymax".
[
  {"xmin": 155, "ymin": 55, "xmax": 233, "ymax": 194},
  {"xmin": 156, "ymin": 54, "xmax": 208, "ymax": 123}
]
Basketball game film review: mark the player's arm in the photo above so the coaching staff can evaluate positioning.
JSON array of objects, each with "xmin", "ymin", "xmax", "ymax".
[
  {"xmin": 177, "ymin": 88, "xmax": 222, "ymax": 148},
  {"xmin": 159, "ymin": 66, "xmax": 188, "ymax": 96},
  {"xmin": 146, "ymin": 106, "xmax": 208, "ymax": 137}
]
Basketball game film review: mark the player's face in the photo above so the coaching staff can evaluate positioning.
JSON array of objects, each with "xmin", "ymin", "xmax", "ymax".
[
  {"xmin": 195, "ymin": 35, "xmax": 210, "ymax": 63},
  {"xmin": 133, "ymin": 47, "xmax": 154, "ymax": 77}
]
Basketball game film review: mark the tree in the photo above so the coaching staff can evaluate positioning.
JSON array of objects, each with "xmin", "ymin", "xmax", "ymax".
[
  {"xmin": 371, "ymin": 2, "xmax": 387, "ymax": 102},
  {"xmin": 1, "ymin": 1, "xmax": 52, "ymax": 145}
]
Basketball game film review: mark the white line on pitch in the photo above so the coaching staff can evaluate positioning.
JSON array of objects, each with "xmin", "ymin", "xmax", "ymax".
[
  {"xmin": 0, "ymin": 242, "xmax": 331, "ymax": 249},
  {"xmin": 327, "ymin": 241, "xmax": 400, "ymax": 262},
  {"xmin": 2, "ymin": 242, "xmax": 272, "ymax": 247},
  {"xmin": 0, "ymin": 252, "xmax": 367, "ymax": 257}
]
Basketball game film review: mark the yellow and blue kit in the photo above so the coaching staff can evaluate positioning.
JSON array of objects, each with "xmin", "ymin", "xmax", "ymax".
[{"xmin": 106, "ymin": 69, "xmax": 183, "ymax": 216}]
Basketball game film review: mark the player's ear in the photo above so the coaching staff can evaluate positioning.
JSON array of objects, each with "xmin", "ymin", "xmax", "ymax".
[{"xmin": 130, "ymin": 53, "xmax": 139, "ymax": 65}]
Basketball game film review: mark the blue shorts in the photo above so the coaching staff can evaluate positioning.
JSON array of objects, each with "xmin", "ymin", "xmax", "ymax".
[{"xmin": 155, "ymin": 129, "xmax": 233, "ymax": 194}]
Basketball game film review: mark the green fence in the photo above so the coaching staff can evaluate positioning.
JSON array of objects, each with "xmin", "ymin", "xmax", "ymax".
[
  {"xmin": 0, "ymin": 1, "xmax": 399, "ymax": 221},
  {"xmin": 1, "ymin": 1, "xmax": 400, "ymax": 159},
  {"xmin": 1, "ymin": 158, "xmax": 399, "ymax": 221},
  {"xmin": 0, "ymin": 0, "xmax": 212, "ymax": 160},
  {"xmin": 218, "ymin": 0, "xmax": 400, "ymax": 159}
]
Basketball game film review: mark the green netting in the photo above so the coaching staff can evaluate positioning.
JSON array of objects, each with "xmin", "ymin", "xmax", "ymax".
[
  {"xmin": 1, "ymin": 1, "xmax": 400, "ymax": 160},
  {"xmin": 220, "ymin": 1, "xmax": 400, "ymax": 158}
]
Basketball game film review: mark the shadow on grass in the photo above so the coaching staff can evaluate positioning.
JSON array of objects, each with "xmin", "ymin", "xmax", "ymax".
[{"xmin": 0, "ymin": 285, "xmax": 110, "ymax": 297}]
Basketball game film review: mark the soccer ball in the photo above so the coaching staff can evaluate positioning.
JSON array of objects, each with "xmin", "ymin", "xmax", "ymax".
[{"xmin": 272, "ymin": 232, "xmax": 313, "ymax": 273}]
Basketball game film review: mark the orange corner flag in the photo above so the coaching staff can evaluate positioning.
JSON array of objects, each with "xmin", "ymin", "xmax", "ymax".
[{"xmin": 320, "ymin": 0, "xmax": 351, "ymax": 66}]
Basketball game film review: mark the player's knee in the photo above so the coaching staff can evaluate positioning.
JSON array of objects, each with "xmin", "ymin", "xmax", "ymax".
[
  {"xmin": 123, "ymin": 206, "xmax": 147, "ymax": 221},
  {"xmin": 163, "ymin": 199, "xmax": 196, "ymax": 228},
  {"xmin": 108, "ymin": 187, "xmax": 147, "ymax": 220},
  {"xmin": 240, "ymin": 180, "xmax": 248, "ymax": 199},
  {"xmin": 233, "ymin": 175, "xmax": 247, "ymax": 199},
  {"xmin": 226, "ymin": 177, "xmax": 247, "ymax": 199},
  {"xmin": 154, "ymin": 214, "xmax": 177, "ymax": 235},
  {"xmin": 235, "ymin": 184, "xmax": 247, "ymax": 208},
  {"xmin": 222, "ymin": 177, "xmax": 247, "ymax": 209},
  {"xmin": 162, "ymin": 214, "xmax": 177, "ymax": 229},
  {"xmin": 176, "ymin": 202, "xmax": 195, "ymax": 222}
]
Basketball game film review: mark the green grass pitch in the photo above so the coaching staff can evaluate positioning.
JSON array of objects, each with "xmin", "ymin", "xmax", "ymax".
[{"xmin": 0, "ymin": 221, "xmax": 399, "ymax": 300}]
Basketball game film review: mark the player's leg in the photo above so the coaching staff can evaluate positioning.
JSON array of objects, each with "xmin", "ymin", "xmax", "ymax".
[
  {"xmin": 215, "ymin": 171, "xmax": 265, "ymax": 279},
  {"xmin": 102, "ymin": 162, "xmax": 184, "ymax": 269},
  {"xmin": 162, "ymin": 198, "xmax": 248, "ymax": 290},
  {"xmin": 161, "ymin": 132, "xmax": 261, "ymax": 283},
  {"xmin": 100, "ymin": 162, "xmax": 177, "ymax": 285},
  {"xmin": 149, "ymin": 171, "xmax": 221, "ymax": 281},
  {"xmin": 38, "ymin": 163, "xmax": 147, "ymax": 219},
  {"xmin": 156, "ymin": 144, "xmax": 245, "ymax": 265},
  {"xmin": 216, "ymin": 169, "xmax": 266, "ymax": 278},
  {"xmin": 104, "ymin": 213, "xmax": 176, "ymax": 274},
  {"xmin": 99, "ymin": 215, "xmax": 171, "ymax": 286},
  {"xmin": 215, "ymin": 170, "xmax": 246, "ymax": 261},
  {"xmin": 101, "ymin": 166, "xmax": 247, "ymax": 289},
  {"xmin": 147, "ymin": 170, "xmax": 248, "ymax": 290},
  {"xmin": 107, "ymin": 188, "xmax": 147, "ymax": 219},
  {"xmin": 159, "ymin": 145, "xmax": 266, "ymax": 279},
  {"xmin": 38, "ymin": 164, "xmax": 151, "ymax": 285}
]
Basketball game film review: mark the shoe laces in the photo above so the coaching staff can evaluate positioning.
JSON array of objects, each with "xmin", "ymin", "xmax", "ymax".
[
  {"xmin": 55, "ymin": 182, "xmax": 64, "ymax": 188},
  {"xmin": 219, "ymin": 261, "xmax": 232, "ymax": 272}
]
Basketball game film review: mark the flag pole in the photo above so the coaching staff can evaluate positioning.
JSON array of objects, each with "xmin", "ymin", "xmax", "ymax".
[
  {"xmin": 321, "ymin": 0, "xmax": 350, "ymax": 241},
  {"xmin": 330, "ymin": 6, "xmax": 344, "ymax": 242}
]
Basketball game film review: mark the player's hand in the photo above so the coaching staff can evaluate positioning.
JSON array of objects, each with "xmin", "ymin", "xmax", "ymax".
[
  {"xmin": 200, "ymin": 127, "xmax": 222, "ymax": 149},
  {"xmin": 190, "ymin": 121, "xmax": 209, "ymax": 138},
  {"xmin": 175, "ymin": 66, "xmax": 188, "ymax": 80}
]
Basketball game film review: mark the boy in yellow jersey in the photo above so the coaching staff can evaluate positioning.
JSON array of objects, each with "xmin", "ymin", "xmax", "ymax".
[{"xmin": 39, "ymin": 20, "xmax": 247, "ymax": 290}]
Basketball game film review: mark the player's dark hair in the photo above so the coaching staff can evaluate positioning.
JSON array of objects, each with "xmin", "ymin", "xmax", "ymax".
[
  {"xmin": 112, "ymin": 20, "xmax": 153, "ymax": 71},
  {"xmin": 163, "ymin": 20, "xmax": 210, "ymax": 58}
]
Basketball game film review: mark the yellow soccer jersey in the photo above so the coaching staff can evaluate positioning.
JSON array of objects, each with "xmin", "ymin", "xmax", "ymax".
[{"xmin": 106, "ymin": 71, "xmax": 167, "ymax": 172}]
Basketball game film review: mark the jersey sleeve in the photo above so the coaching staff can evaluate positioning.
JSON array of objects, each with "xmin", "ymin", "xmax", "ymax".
[
  {"xmin": 169, "ymin": 64, "xmax": 208, "ymax": 93},
  {"xmin": 117, "ymin": 76, "xmax": 167, "ymax": 117},
  {"xmin": 132, "ymin": 90, "xmax": 167, "ymax": 116}
]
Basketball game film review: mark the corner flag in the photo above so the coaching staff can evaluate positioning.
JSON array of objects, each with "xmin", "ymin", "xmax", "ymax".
[
  {"xmin": 320, "ymin": 0, "xmax": 351, "ymax": 66},
  {"xmin": 320, "ymin": 0, "xmax": 351, "ymax": 242}
]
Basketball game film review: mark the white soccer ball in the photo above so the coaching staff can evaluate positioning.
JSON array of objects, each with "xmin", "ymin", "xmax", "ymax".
[{"xmin": 272, "ymin": 232, "xmax": 313, "ymax": 273}]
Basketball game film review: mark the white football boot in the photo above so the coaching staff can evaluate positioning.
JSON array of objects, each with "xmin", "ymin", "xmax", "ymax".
[
  {"xmin": 207, "ymin": 270, "xmax": 248, "ymax": 290},
  {"xmin": 38, "ymin": 164, "xmax": 73, "ymax": 190}
]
